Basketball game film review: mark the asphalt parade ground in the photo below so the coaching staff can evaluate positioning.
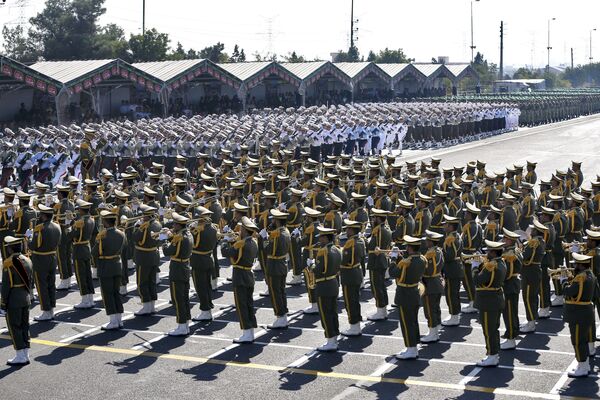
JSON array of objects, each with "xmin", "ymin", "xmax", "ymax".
[{"xmin": 3, "ymin": 115, "xmax": 600, "ymax": 400}]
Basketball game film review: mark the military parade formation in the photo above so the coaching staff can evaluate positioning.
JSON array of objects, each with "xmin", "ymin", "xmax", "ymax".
[{"xmin": 1, "ymin": 94, "xmax": 600, "ymax": 383}]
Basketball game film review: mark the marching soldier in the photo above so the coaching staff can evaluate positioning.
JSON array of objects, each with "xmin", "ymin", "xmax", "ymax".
[
  {"xmin": 163, "ymin": 212, "xmax": 193, "ymax": 336},
  {"xmin": 286, "ymin": 188, "xmax": 305, "ymax": 285},
  {"xmin": 0, "ymin": 188, "xmax": 16, "ymax": 261},
  {"xmin": 461, "ymin": 203, "xmax": 482, "ymax": 314},
  {"xmin": 473, "ymin": 239, "xmax": 507, "ymax": 367},
  {"xmin": 80, "ymin": 128, "xmax": 97, "ymax": 179},
  {"xmin": 500, "ymin": 228, "xmax": 523, "ymax": 350},
  {"xmin": 392, "ymin": 200, "xmax": 415, "ymax": 243},
  {"xmin": 442, "ymin": 214, "xmax": 464, "ymax": 326},
  {"xmin": 55, "ymin": 185, "xmax": 75, "ymax": 290},
  {"xmin": 132, "ymin": 204, "xmax": 162, "ymax": 316},
  {"xmin": 549, "ymin": 199, "xmax": 568, "ymax": 306},
  {"xmin": 115, "ymin": 190, "xmax": 134, "ymax": 295},
  {"xmin": 307, "ymin": 226, "xmax": 342, "ymax": 351},
  {"xmin": 367, "ymin": 208, "xmax": 392, "ymax": 321},
  {"xmin": 11, "ymin": 191, "xmax": 36, "ymax": 240},
  {"xmin": 93, "ymin": 210, "xmax": 126, "ymax": 330},
  {"xmin": 299, "ymin": 207, "xmax": 324, "ymax": 314},
  {"xmin": 221, "ymin": 216, "xmax": 259, "ymax": 343},
  {"xmin": 30, "ymin": 204, "xmax": 61, "ymax": 321},
  {"xmin": 518, "ymin": 183, "xmax": 537, "ymax": 230},
  {"xmin": 1, "ymin": 236, "xmax": 32, "ymax": 366},
  {"xmin": 413, "ymin": 193, "xmax": 432, "ymax": 238},
  {"xmin": 538, "ymin": 207, "xmax": 556, "ymax": 319},
  {"xmin": 189, "ymin": 207, "xmax": 218, "ymax": 321},
  {"xmin": 483, "ymin": 206, "xmax": 501, "ymax": 242},
  {"xmin": 69, "ymin": 199, "xmax": 96, "ymax": 309},
  {"xmin": 389, "ymin": 235, "xmax": 426, "ymax": 359},
  {"xmin": 430, "ymin": 190, "xmax": 449, "ymax": 234},
  {"xmin": 339, "ymin": 219, "xmax": 366, "ymax": 337},
  {"xmin": 421, "ymin": 230, "xmax": 445, "ymax": 343},
  {"xmin": 520, "ymin": 220, "xmax": 547, "ymax": 333}
]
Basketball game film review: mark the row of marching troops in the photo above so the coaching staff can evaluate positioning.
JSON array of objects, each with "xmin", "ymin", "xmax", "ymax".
[
  {"xmin": 423, "ymin": 90, "xmax": 600, "ymax": 127},
  {"xmin": 1, "ymin": 141, "xmax": 600, "ymax": 379}
]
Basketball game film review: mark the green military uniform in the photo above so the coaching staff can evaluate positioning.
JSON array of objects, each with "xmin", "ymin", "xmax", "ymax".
[
  {"xmin": 300, "ymin": 220, "xmax": 320, "ymax": 306},
  {"xmin": 30, "ymin": 217, "xmax": 61, "ymax": 312},
  {"xmin": 521, "ymin": 235, "xmax": 545, "ymax": 321},
  {"xmin": 552, "ymin": 210, "xmax": 568, "ymax": 297},
  {"xmin": 55, "ymin": 197, "xmax": 75, "ymax": 282},
  {"xmin": 222, "ymin": 236, "xmax": 259, "ymax": 330},
  {"xmin": 117, "ymin": 202, "xmax": 134, "ymax": 287},
  {"xmin": 502, "ymin": 246, "xmax": 522, "ymax": 340},
  {"xmin": 314, "ymin": 242, "xmax": 342, "ymax": 338},
  {"xmin": 563, "ymin": 269, "xmax": 596, "ymax": 362},
  {"xmin": 163, "ymin": 229, "xmax": 193, "ymax": 324},
  {"xmin": 190, "ymin": 220, "xmax": 218, "ymax": 313},
  {"xmin": 69, "ymin": 212, "xmax": 95, "ymax": 296},
  {"xmin": 11, "ymin": 203, "xmax": 36, "ymax": 240},
  {"xmin": 265, "ymin": 224, "xmax": 291, "ymax": 317},
  {"xmin": 93, "ymin": 226, "xmax": 126, "ymax": 316},
  {"xmin": 461, "ymin": 219, "xmax": 482, "ymax": 305},
  {"xmin": 443, "ymin": 230, "xmax": 463, "ymax": 315},
  {"xmin": 133, "ymin": 216, "xmax": 162, "ymax": 304},
  {"xmin": 389, "ymin": 253, "xmax": 426, "ymax": 348},
  {"xmin": 1, "ymin": 251, "xmax": 32, "ymax": 351},
  {"xmin": 0, "ymin": 204, "xmax": 13, "ymax": 259},
  {"xmin": 340, "ymin": 233, "xmax": 366, "ymax": 326},
  {"xmin": 287, "ymin": 200, "xmax": 305, "ymax": 277},
  {"xmin": 423, "ymin": 245, "xmax": 444, "ymax": 329},
  {"xmin": 367, "ymin": 220, "xmax": 392, "ymax": 309},
  {"xmin": 473, "ymin": 255, "xmax": 507, "ymax": 356},
  {"xmin": 540, "ymin": 222, "xmax": 556, "ymax": 310}
]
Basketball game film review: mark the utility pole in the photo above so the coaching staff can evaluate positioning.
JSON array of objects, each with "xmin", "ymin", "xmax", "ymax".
[
  {"xmin": 547, "ymin": 17, "xmax": 556, "ymax": 73},
  {"xmin": 142, "ymin": 0, "xmax": 146, "ymax": 60},
  {"xmin": 499, "ymin": 21, "xmax": 504, "ymax": 79},
  {"xmin": 591, "ymin": 28, "xmax": 597, "ymax": 64},
  {"xmin": 470, "ymin": 0, "xmax": 480, "ymax": 62},
  {"xmin": 571, "ymin": 48, "xmax": 574, "ymax": 69},
  {"xmin": 350, "ymin": 0, "xmax": 354, "ymax": 49}
]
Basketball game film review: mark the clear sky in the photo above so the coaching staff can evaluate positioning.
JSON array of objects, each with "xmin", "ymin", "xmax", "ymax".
[{"xmin": 1, "ymin": 0, "xmax": 599, "ymax": 67}]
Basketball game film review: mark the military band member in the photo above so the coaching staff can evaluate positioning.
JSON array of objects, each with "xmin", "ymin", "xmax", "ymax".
[
  {"xmin": 0, "ymin": 188, "xmax": 16, "ymax": 261},
  {"xmin": 389, "ymin": 235, "xmax": 426, "ymax": 359},
  {"xmin": 69, "ymin": 199, "xmax": 96, "ymax": 309},
  {"xmin": 55, "ymin": 185, "xmax": 75, "ymax": 290},
  {"xmin": 307, "ymin": 226, "xmax": 342, "ymax": 351},
  {"xmin": 538, "ymin": 208, "xmax": 557, "ymax": 318},
  {"xmin": 519, "ymin": 183, "xmax": 537, "ymax": 230},
  {"xmin": 500, "ymin": 228, "xmax": 523, "ymax": 350},
  {"xmin": 300, "ymin": 207, "xmax": 323, "ymax": 314},
  {"xmin": 414, "ymin": 193, "xmax": 432, "ymax": 238},
  {"xmin": 1, "ymin": 236, "xmax": 32, "ymax": 366},
  {"xmin": 484, "ymin": 205, "xmax": 501, "ymax": 242},
  {"xmin": 442, "ymin": 214, "xmax": 464, "ymax": 326},
  {"xmin": 11, "ymin": 191, "xmax": 36, "ymax": 240},
  {"xmin": 520, "ymin": 220, "xmax": 547, "ymax": 333},
  {"xmin": 324, "ymin": 194, "xmax": 344, "ymax": 233},
  {"xmin": 93, "ymin": 210, "xmax": 126, "ymax": 330},
  {"xmin": 114, "ymin": 190, "xmax": 133, "ymax": 295},
  {"xmin": 80, "ymin": 128, "xmax": 96, "ymax": 179},
  {"xmin": 132, "ymin": 204, "xmax": 162, "ymax": 316},
  {"xmin": 163, "ymin": 212, "xmax": 193, "ymax": 336},
  {"xmin": 340, "ymin": 219, "xmax": 366, "ymax": 336},
  {"xmin": 222, "ymin": 216, "xmax": 259, "ymax": 343},
  {"xmin": 461, "ymin": 203, "xmax": 482, "ymax": 314},
  {"xmin": 524, "ymin": 161, "xmax": 537, "ymax": 185},
  {"xmin": 286, "ymin": 188, "xmax": 305, "ymax": 285},
  {"xmin": 367, "ymin": 208, "xmax": 392, "ymax": 321},
  {"xmin": 421, "ymin": 230, "xmax": 445, "ymax": 343},
  {"xmin": 562, "ymin": 253, "xmax": 597, "ymax": 377},
  {"xmin": 473, "ymin": 239, "xmax": 507, "ymax": 367},
  {"xmin": 189, "ymin": 206, "xmax": 218, "ymax": 321}
]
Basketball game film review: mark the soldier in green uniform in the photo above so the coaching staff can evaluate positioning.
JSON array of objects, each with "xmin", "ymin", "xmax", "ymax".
[
  {"xmin": 499, "ymin": 193, "xmax": 518, "ymax": 232},
  {"xmin": 93, "ymin": 210, "xmax": 127, "ymax": 330},
  {"xmin": 262, "ymin": 209, "xmax": 291, "ymax": 329},
  {"xmin": 538, "ymin": 208, "xmax": 556, "ymax": 318},
  {"xmin": 307, "ymin": 225, "xmax": 342, "ymax": 351},
  {"xmin": 520, "ymin": 220, "xmax": 547, "ymax": 333},
  {"xmin": 442, "ymin": 214, "xmax": 464, "ymax": 326},
  {"xmin": 429, "ymin": 190, "xmax": 449, "ymax": 235},
  {"xmin": 389, "ymin": 235, "xmax": 426, "ymax": 359},
  {"xmin": 114, "ymin": 190, "xmax": 134, "ymax": 295},
  {"xmin": 420, "ymin": 230, "xmax": 444, "ymax": 342},
  {"xmin": 392, "ymin": 200, "xmax": 415, "ymax": 244},
  {"xmin": 189, "ymin": 206, "xmax": 218, "ymax": 321},
  {"xmin": 500, "ymin": 228, "xmax": 523, "ymax": 350},
  {"xmin": 324, "ymin": 194, "xmax": 344, "ymax": 233},
  {"xmin": 286, "ymin": 188, "xmax": 305, "ymax": 285},
  {"xmin": 80, "ymin": 128, "xmax": 96, "ymax": 179},
  {"xmin": 461, "ymin": 202, "xmax": 482, "ymax": 314},
  {"xmin": 0, "ymin": 188, "xmax": 16, "ymax": 261},
  {"xmin": 222, "ymin": 216, "xmax": 259, "ymax": 343},
  {"xmin": 132, "ymin": 204, "xmax": 162, "ymax": 316},
  {"xmin": 518, "ymin": 183, "xmax": 537, "ymax": 230},
  {"xmin": 55, "ymin": 185, "xmax": 75, "ymax": 290},
  {"xmin": 562, "ymin": 252, "xmax": 597, "ymax": 377},
  {"xmin": 30, "ymin": 204, "xmax": 60, "ymax": 321},
  {"xmin": 299, "ymin": 207, "xmax": 324, "ymax": 314},
  {"xmin": 69, "ymin": 199, "xmax": 96, "ymax": 309},
  {"xmin": 1, "ymin": 236, "xmax": 32, "ymax": 366},
  {"xmin": 413, "ymin": 193, "xmax": 432, "ymax": 238},
  {"xmin": 339, "ymin": 219, "xmax": 366, "ymax": 337},
  {"xmin": 348, "ymin": 192, "xmax": 369, "ymax": 230},
  {"xmin": 163, "ymin": 212, "xmax": 193, "ymax": 336},
  {"xmin": 11, "ymin": 191, "xmax": 36, "ymax": 241},
  {"xmin": 473, "ymin": 239, "xmax": 507, "ymax": 367},
  {"xmin": 367, "ymin": 208, "xmax": 392, "ymax": 321}
]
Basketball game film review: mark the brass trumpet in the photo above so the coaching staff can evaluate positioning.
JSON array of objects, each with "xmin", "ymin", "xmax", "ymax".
[
  {"xmin": 562, "ymin": 241, "xmax": 586, "ymax": 251},
  {"xmin": 461, "ymin": 253, "xmax": 487, "ymax": 264},
  {"xmin": 548, "ymin": 267, "xmax": 575, "ymax": 279}
]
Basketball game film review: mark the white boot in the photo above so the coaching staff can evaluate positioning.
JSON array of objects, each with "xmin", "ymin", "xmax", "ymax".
[
  {"xmin": 74, "ymin": 294, "xmax": 94, "ymax": 309},
  {"xmin": 268, "ymin": 315, "xmax": 288, "ymax": 329},
  {"xmin": 168, "ymin": 322, "xmax": 190, "ymax": 336},
  {"xmin": 135, "ymin": 302, "xmax": 153, "ymax": 316},
  {"xmin": 568, "ymin": 361, "xmax": 590, "ymax": 378},
  {"xmin": 551, "ymin": 295, "xmax": 564, "ymax": 306},
  {"xmin": 116, "ymin": 313, "xmax": 124, "ymax": 328},
  {"xmin": 259, "ymin": 288, "xmax": 270, "ymax": 297},
  {"xmin": 101, "ymin": 314, "xmax": 120, "ymax": 331},
  {"xmin": 155, "ymin": 273, "xmax": 161, "ymax": 284},
  {"xmin": 233, "ymin": 329, "xmax": 255, "ymax": 343},
  {"xmin": 477, "ymin": 354, "xmax": 499, "ymax": 367},
  {"xmin": 33, "ymin": 309, "xmax": 54, "ymax": 321},
  {"xmin": 367, "ymin": 307, "xmax": 388, "ymax": 321},
  {"xmin": 341, "ymin": 323, "xmax": 362, "ymax": 337},
  {"xmin": 0, "ymin": 309, "xmax": 5, "ymax": 317},
  {"xmin": 127, "ymin": 259, "xmax": 135, "ymax": 270},
  {"xmin": 91, "ymin": 267, "xmax": 98, "ymax": 279},
  {"xmin": 7, "ymin": 349, "xmax": 29, "ymax": 366},
  {"xmin": 56, "ymin": 277, "xmax": 72, "ymax": 290},
  {"xmin": 287, "ymin": 274, "xmax": 303, "ymax": 286},
  {"xmin": 317, "ymin": 336, "xmax": 339, "ymax": 352},
  {"xmin": 520, "ymin": 321, "xmax": 536, "ymax": 333},
  {"xmin": 211, "ymin": 278, "xmax": 218, "ymax": 290},
  {"xmin": 500, "ymin": 338, "xmax": 517, "ymax": 350},
  {"xmin": 192, "ymin": 310, "xmax": 213, "ymax": 321},
  {"xmin": 420, "ymin": 326, "xmax": 440, "ymax": 343},
  {"xmin": 119, "ymin": 286, "xmax": 127, "ymax": 295},
  {"xmin": 589, "ymin": 343, "xmax": 596, "ymax": 357},
  {"xmin": 442, "ymin": 314, "xmax": 460, "ymax": 326},
  {"xmin": 302, "ymin": 303, "xmax": 319, "ymax": 315},
  {"xmin": 396, "ymin": 347, "xmax": 418, "ymax": 360},
  {"xmin": 461, "ymin": 301, "xmax": 477, "ymax": 314},
  {"xmin": 538, "ymin": 307, "xmax": 550, "ymax": 318}
]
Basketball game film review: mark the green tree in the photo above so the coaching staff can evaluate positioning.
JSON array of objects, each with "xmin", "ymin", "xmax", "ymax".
[
  {"xmin": 168, "ymin": 42, "xmax": 187, "ymax": 60},
  {"xmin": 369, "ymin": 48, "xmax": 412, "ymax": 63},
  {"xmin": 129, "ymin": 28, "xmax": 170, "ymax": 62},
  {"xmin": 334, "ymin": 46, "xmax": 360, "ymax": 62},
  {"xmin": 1, "ymin": 25, "xmax": 40, "ymax": 62},
  {"xmin": 282, "ymin": 51, "xmax": 306, "ymax": 63},
  {"xmin": 94, "ymin": 23, "xmax": 130, "ymax": 60},
  {"xmin": 367, "ymin": 50, "xmax": 376, "ymax": 62},
  {"xmin": 199, "ymin": 42, "xmax": 229, "ymax": 63},
  {"xmin": 471, "ymin": 52, "xmax": 498, "ymax": 88}
]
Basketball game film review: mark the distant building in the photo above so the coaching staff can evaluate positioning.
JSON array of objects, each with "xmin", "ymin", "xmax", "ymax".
[{"xmin": 494, "ymin": 79, "xmax": 546, "ymax": 93}]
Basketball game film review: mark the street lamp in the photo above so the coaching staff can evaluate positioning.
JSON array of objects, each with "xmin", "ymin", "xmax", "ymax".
[
  {"xmin": 590, "ymin": 28, "xmax": 597, "ymax": 64},
  {"xmin": 470, "ymin": 0, "xmax": 480, "ymax": 63},
  {"xmin": 547, "ymin": 17, "xmax": 556, "ymax": 73}
]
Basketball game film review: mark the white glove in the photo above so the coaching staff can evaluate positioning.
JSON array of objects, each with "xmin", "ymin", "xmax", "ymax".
[
  {"xmin": 198, "ymin": 197, "xmax": 205, "ymax": 205},
  {"xmin": 559, "ymin": 275, "xmax": 568, "ymax": 285},
  {"xmin": 25, "ymin": 229, "xmax": 33, "ymax": 239},
  {"xmin": 65, "ymin": 218, "xmax": 71, "ymax": 226},
  {"xmin": 342, "ymin": 212, "xmax": 348, "ymax": 219},
  {"xmin": 120, "ymin": 215, "xmax": 128, "ymax": 225},
  {"xmin": 189, "ymin": 221, "xmax": 198, "ymax": 229},
  {"xmin": 226, "ymin": 235, "xmax": 236, "ymax": 243},
  {"xmin": 302, "ymin": 189, "xmax": 308, "ymax": 199},
  {"xmin": 472, "ymin": 260, "xmax": 482, "ymax": 268},
  {"xmin": 7, "ymin": 207, "xmax": 13, "ymax": 218},
  {"xmin": 98, "ymin": 202, "xmax": 106, "ymax": 209},
  {"xmin": 570, "ymin": 244, "xmax": 580, "ymax": 253},
  {"xmin": 158, "ymin": 207, "xmax": 165, "ymax": 216},
  {"xmin": 135, "ymin": 219, "xmax": 142, "ymax": 227},
  {"xmin": 292, "ymin": 228, "xmax": 300, "ymax": 237},
  {"xmin": 306, "ymin": 258, "xmax": 314, "ymax": 267},
  {"xmin": 259, "ymin": 228, "xmax": 268, "ymax": 239},
  {"xmin": 223, "ymin": 225, "xmax": 232, "ymax": 233},
  {"xmin": 158, "ymin": 232, "xmax": 168, "ymax": 241},
  {"xmin": 390, "ymin": 246, "xmax": 400, "ymax": 259},
  {"xmin": 247, "ymin": 194, "xmax": 253, "ymax": 202},
  {"xmin": 366, "ymin": 196, "xmax": 374, "ymax": 207},
  {"xmin": 279, "ymin": 203, "xmax": 287, "ymax": 211}
]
